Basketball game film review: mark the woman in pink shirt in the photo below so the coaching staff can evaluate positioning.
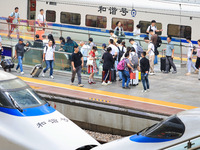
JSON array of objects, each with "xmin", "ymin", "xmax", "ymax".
[{"xmin": 195, "ymin": 39, "xmax": 200, "ymax": 69}]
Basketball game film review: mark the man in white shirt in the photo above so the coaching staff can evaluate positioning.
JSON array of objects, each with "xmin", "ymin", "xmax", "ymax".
[
  {"xmin": 109, "ymin": 30, "xmax": 118, "ymax": 43},
  {"xmin": 129, "ymin": 38, "xmax": 138, "ymax": 54},
  {"xmin": 7, "ymin": 7, "xmax": 20, "ymax": 39},
  {"xmin": 185, "ymin": 37, "xmax": 198, "ymax": 76},
  {"xmin": 133, "ymin": 24, "xmax": 141, "ymax": 39},
  {"xmin": 146, "ymin": 20, "xmax": 163, "ymax": 39},
  {"xmin": 42, "ymin": 40, "xmax": 55, "ymax": 79},
  {"xmin": 37, "ymin": 9, "xmax": 48, "ymax": 30},
  {"xmin": 144, "ymin": 37, "xmax": 155, "ymax": 75},
  {"xmin": 80, "ymin": 41, "xmax": 90, "ymax": 70},
  {"xmin": 108, "ymin": 39, "xmax": 118, "ymax": 69}
]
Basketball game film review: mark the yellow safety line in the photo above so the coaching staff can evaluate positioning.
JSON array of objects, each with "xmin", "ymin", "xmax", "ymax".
[{"xmin": 18, "ymin": 76, "xmax": 197, "ymax": 110}]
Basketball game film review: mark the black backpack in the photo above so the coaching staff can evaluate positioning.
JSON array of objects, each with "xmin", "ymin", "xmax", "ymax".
[
  {"xmin": 118, "ymin": 46, "xmax": 124, "ymax": 62},
  {"xmin": 156, "ymin": 36, "xmax": 162, "ymax": 47}
]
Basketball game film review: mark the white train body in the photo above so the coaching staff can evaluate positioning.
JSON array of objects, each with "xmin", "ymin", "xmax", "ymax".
[
  {"xmin": 93, "ymin": 108, "xmax": 200, "ymax": 150},
  {"xmin": 0, "ymin": 71, "xmax": 99, "ymax": 150}
]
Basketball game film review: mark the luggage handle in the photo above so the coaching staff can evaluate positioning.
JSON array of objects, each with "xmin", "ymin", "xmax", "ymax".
[{"xmin": 162, "ymin": 49, "xmax": 166, "ymax": 57}]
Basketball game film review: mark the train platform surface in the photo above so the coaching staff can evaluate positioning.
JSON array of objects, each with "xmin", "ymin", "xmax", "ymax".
[{"xmin": 2, "ymin": 63, "xmax": 199, "ymax": 116}]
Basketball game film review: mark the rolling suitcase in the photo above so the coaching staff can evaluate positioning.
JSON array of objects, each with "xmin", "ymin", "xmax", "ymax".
[
  {"xmin": 102, "ymin": 71, "xmax": 111, "ymax": 83},
  {"xmin": 130, "ymin": 70, "xmax": 139, "ymax": 86},
  {"xmin": 160, "ymin": 50, "xmax": 166, "ymax": 72},
  {"xmin": 111, "ymin": 68, "xmax": 116, "ymax": 82},
  {"xmin": 30, "ymin": 64, "xmax": 43, "ymax": 77},
  {"xmin": 1, "ymin": 59, "xmax": 14, "ymax": 72}
]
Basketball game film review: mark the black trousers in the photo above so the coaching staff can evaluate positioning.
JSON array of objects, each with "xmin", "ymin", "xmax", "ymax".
[
  {"xmin": 195, "ymin": 57, "xmax": 200, "ymax": 69},
  {"xmin": 166, "ymin": 56, "xmax": 176, "ymax": 72}
]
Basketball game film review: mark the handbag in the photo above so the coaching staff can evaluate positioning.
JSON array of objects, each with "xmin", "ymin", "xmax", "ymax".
[{"xmin": 86, "ymin": 56, "xmax": 93, "ymax": 66}]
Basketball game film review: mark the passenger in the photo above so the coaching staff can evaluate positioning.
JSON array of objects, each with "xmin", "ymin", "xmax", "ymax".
[
  {"xmin": 63, "ymin": 36, "xmax": 78, "ymax": 53},
  {"xmin": 133, "ymin": 24, "xmax": 141, "ymax": 39},
  {"xmin": 37, "ymin": 9, "xmax": 48, "ymax": 30},
  {"xmin": 140, "ymin": 52, "xmax": 150, "ymax": 92},
  {"xmin": 33, "ymin": 34, "xmax": 43, "ymax": 48},
  {"xmin": 129, "ymin": 38, "xmax": 138, "ymax": 54},
  {"xmin": 144, "ymin": 37, "xmax": 155, "ymax": 75},
  {"xmin": 42, "ymin": 40, "xmax": 55, "ymax": 79},
  {"xmin": 48, "ymin": 34, "xmax": 56, "ymax": 48},
  {"xmin": 146, "ymin": 20, "xmax": 163, "ymax": 39},
  {"xmin": 80, "ymin": 41, "xmax": 90, "ymax": 70},
  {"xmin": 109, "ymin": 30, "xmax": 118, "ymax": 43},
  {"xmin": 117, "ymin": 40, "xmax": 126, "ymax": 81},
  {"xmin": 102, "ymin": 47, "xmax": 114, "ymax": 86},
  {"xmin": 195, "ymin": 39, "xmax": 200, "ymax": 70},
  {"xmin": 14, "ymin": 38, "xmax": 29, "ymax": 75},
  {"xmin": 0, "ymin": 35, "xmax": 3, "ymax": 61},
  {"xmin": 114, "ymin": 21, "xmax": 125, "ymax": 41},
  {"xmin": 88, "ymin": 38, "xmax": 95, "ymax": 50},
  {"xmin": 102, "ymin": 43, "xmax": 107, "ymax": 53},
  {"xmin": 130, "ymin": 47, "xmax": 139, "ymax": 70},
  {"xmin": 70, "ymin": 45, "xmax": 84, "ymax": 87},
  {"xmin": 59, "ymin": 37, "xmax": 65, "ymax": 51},
  {"xmin": 185, "ymin": 37, "xmax": 199, "ymax": 76},
  {"xmin": 87, "ymin": 46, "xmax": 98, "ymax": 84},
  {"xmin": 122, "ymin": 41, "xmax": 126, "ymax": 52},
  {"xmin": 149, "ymin": 30, "xmax": 158, "ymax": 64},
  {"xmin": 120, "ymin": 47, "xmax": 131, "ymax": 61},
  {"xmin": 7, "ymin": 7, "xmax": 20, "ymax": 39},
  {"xmin": 108, "ymin": 39, "xmax": 118, "ymax": 69},
  {"xmin": 163, "ymin": 36, "xmax": 177, "ymax": 74},
  {"xmin": 121, "ymin": 52, "xmax": 133, "ymax": 89}
]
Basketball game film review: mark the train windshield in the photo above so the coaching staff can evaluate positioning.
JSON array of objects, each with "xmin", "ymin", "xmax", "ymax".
[
  {"xmin": 141, "ymin": 116, "xmax": 185, "ymax": 139},
  {"xmin": 0, "ymin": 79, "xmax": 45, "ymax": 109}
]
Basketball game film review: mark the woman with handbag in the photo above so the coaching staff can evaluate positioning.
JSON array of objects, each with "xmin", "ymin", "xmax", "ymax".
[
  {"xmin": 87, "ymin": 46, "xmax": 98, "ymax": 84},
  {"xmin": 114, "ymin": 21, "xmax": 125, "ymax": 41}
]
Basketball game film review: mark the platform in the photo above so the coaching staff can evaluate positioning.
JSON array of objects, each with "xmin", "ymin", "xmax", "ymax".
[{"xmin": 4, "ymin": 63, "xmax": 199, "ymax": 116}]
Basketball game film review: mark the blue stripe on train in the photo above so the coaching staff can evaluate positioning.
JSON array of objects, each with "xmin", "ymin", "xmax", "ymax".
[
  {"xmin": 0, "ymin": 17, "xmax": 197, "ymax": 44},
  {"xmin": 130, "ymin": 134, "xmax": 175, "ymax": 143},
  {"xmin": 0, "ymin": 103, "xmax": 55, "ymax": 117}
]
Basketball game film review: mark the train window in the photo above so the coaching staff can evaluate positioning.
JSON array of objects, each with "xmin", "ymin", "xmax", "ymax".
[
  {"xmin": 0, "ymin": 92, "xmax": 13, "ymax": 108},
  {"xmin": 112, "ymin": 18, "xmax": 134, "ymax": 32},
  {"xmin": 139, "ymin": 21, "xmax": 162, "ymax": 35},
  {"xmin": 86, "ymin": 15, "xmax": 107, "ymax": 28},
  {"xmin": 46, "ymin": 10, "xmax": 56, "ymax": 22},
  {"xmin": 141, "ymin": 115, "xmax": 185, "ymax": 139},
  {"xmin": 167, "ymin": 24, "xmax": 191, "ymax": 38},
  {"xmin": 60, "ymin": 12, "xmax": 81, "ymax": 25}
]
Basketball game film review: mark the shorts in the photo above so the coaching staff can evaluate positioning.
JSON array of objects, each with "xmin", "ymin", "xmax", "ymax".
[{"xmin": 88, "ymin": 65, "xmax": 94, "ymax": 74}]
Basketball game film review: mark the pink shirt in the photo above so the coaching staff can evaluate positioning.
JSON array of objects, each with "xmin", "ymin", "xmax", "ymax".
[{"xmin": 197, "ymin": 46, "xmax": 200, "ymax": 57}]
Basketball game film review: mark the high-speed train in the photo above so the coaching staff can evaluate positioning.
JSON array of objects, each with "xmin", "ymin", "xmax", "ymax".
[
  {"xmin": 0, "ymin": 70, "xmax": 100, "ymax": 150},
  {"xmin": 92, "ymin": 108, "xmax": 200, "ymax": 150}
]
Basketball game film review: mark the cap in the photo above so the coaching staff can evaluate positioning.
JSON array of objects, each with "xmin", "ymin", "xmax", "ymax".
[
  {"xmin": 102, "ymin": 43, "xmax": 106, "ymax": 47},
  {"xmin": 19, "ymin": 38, "xmax": 24, "ymax": 41}
]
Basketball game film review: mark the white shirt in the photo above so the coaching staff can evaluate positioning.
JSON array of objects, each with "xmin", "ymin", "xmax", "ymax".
[
  {"xmin": 108, "ymin": 44, "xmax": 118, "ymax": 55},
  {"xmin": 147, "ymin": 25, "xmax": 157, "ymax": 39},
  {"xmin": 132, "ymin": 43, "xmax": 138, "ymax": 53},
  {"xmin": 89, "ymin": 42, "xmax": 95, "ymax": 50},
  {"xmin": 110, "ymin": 34, "xmax": 118, "ymax": 43},
  {"xmin": 133, "ymin": 28, "xmax": 141, "ymax": 39},
  {"xmin": 44, "ymin": 45, "xmax": 55, "ymax": 60},
  {"xmin": 148, "ymin": 43, "xmax": 155, "ymax": 56},
  {"xmin": 37, "ymin": 14, "xmax": 46, "ymax": 23},
  {"xmin": 187, "ymin": 42, "xmax": 193, "ymax": 58},
  {"xmin": 80, "ymin": 44, "xmax": 90, "ymax": 61},
  {"xmin": 10, "ymin": 12, "xmax": 19, "ymax": 24}
]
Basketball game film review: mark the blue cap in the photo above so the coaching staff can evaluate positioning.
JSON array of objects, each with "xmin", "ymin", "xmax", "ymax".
[
  {"xmin": 102, "ymin": 43, "xmax": 106, "ymax": 47},
  {"xmin": 19, "ymin": 38, "xmax": 24, "ymax": 41}
]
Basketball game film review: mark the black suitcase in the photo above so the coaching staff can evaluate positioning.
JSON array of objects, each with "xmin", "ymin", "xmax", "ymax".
[
  {"xmin": 1, "ymin": 59, "xmax": 14, "ymax": 71},
  {"xmin": 160, "ymin": 57, "xmax": 166, "ymax": 72},
  {"xmin": 111, "ymin": 68, "xmax": 116, "ymax": 82},
  {"xmin": 30, "ymin": 64, "xmax": 43, "ymax": 77}
]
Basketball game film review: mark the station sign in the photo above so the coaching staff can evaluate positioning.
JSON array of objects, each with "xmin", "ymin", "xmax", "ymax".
[{"xmin": 98, "ymin": 6, "xmax": 137, "ymax": 17}]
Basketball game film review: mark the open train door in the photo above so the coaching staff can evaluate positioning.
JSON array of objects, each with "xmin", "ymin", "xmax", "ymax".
[{"xmin": 27, "ymin": 0, "xmax": 36, "ymax": 32}]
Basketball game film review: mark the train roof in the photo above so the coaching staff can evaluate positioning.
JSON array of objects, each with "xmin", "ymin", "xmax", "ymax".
[
  {"xmin": 0, "ymin": 71, "xmax": 17, "ymax": 81},
  {"xmin": 39, "ymin": 0, "xmax": 200, "ymax": 13}
]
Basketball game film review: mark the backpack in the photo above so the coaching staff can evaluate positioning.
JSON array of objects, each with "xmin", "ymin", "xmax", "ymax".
[
  {"xmin": 130, "ymin": 53, "xmax": 138, "ymax": 68},
  {"xmin": 117, "ymin": 59, "xmax": 126, "ymax": 71},
  {"xmin": 117, "ymin": 46, "xmax": 124, "ymax": 62},
  {"xmin": 192, "ymin": 46, "xmax": 197, "ymax": 55},
  {"xmin": 136, "ymin": 43, "xmax": 143, "ymax": 58},
  {"xmin": 156, "ymin": 36, "xmax": 162, "ymax": 47}
]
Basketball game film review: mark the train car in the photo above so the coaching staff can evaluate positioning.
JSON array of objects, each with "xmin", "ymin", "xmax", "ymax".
[
  {"xmin": 0, "ymin": 0, "xmax": 200, "ymax": 45},
  {"xmin": 0, "ymin": 70, "xmax": 100, "ymax": 150},
  {"xmin": 92, "ymin": 108, "xmax": 200, "ymax": 150}
]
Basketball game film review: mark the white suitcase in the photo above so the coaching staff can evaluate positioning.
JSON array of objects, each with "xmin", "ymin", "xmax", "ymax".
[{"xmin": 130, "ymin": 70, "xmax": 139, "ymax": 86}]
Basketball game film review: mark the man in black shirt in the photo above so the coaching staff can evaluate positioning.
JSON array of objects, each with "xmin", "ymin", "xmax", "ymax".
[
  {"xmin": 140, "ymin": 52, "xmax": 150, "ymax": 92},
  {"xmin": 71, "ymin": 45, "xmax": 84, "ymax": 87},
  {"xmin": 15, "ymin": 38, "xmax": 29, "ymax": 75},
  {"xmin": 33, "ymin": 34, "xmax": 43, "ymax": 48}
]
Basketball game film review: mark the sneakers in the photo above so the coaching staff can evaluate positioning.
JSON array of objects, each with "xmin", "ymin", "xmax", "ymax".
[
  {"xmin": 142, "ymin": 90, "xmax": 147, "ymax": 93},
  {"xmin": 102, "ymin": 82, "xmax": 108, "ymax": 86},
  {"xmin": 16, "ymin": 69, "xmax": 20, "ymax": 73},
  {"xmin": 20, "ymin": 72, "xmax": 24, "ymax": 75},
  {"xmin": 78, "ymin": 84, "xmax": 84, "ymax": 87},
  {"xmin": 70, "ymin": 82, "xmax": 74, "ymax": 85},
  {"xmin": 107, "ymin": 81, "xmax": 112, "ymax": 85},
  {"xmin": 163, "ymin": 71, "xmax": 169, "ymax": 74},
  {"xmin": 147, "ymin": 89, "xmax": 150, "ymax": 92},
  {"xmin": 126, "ymin": 86, "xmax": 131, "ymax": 89},
  {"xmin": 42, "ymin": 73, "xmax": 45, "ymax": 77},
  {"xmin": 185, "ymin": 72, "xmax": 191, "ymax": 76},
  {"xmin": 194, "ymin": 69, "xmax": 199, "ymax": 74},
  {"xmin": 172, "ymin": 71, "xmax": 177, "ymax": 74},
  {"xmin": 91, "ymin": 82, "xmax": 96, "ymax": 84},
  {"xmin": 50, "ymin": 75, "xmax": 54, "ymax": 79}
]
